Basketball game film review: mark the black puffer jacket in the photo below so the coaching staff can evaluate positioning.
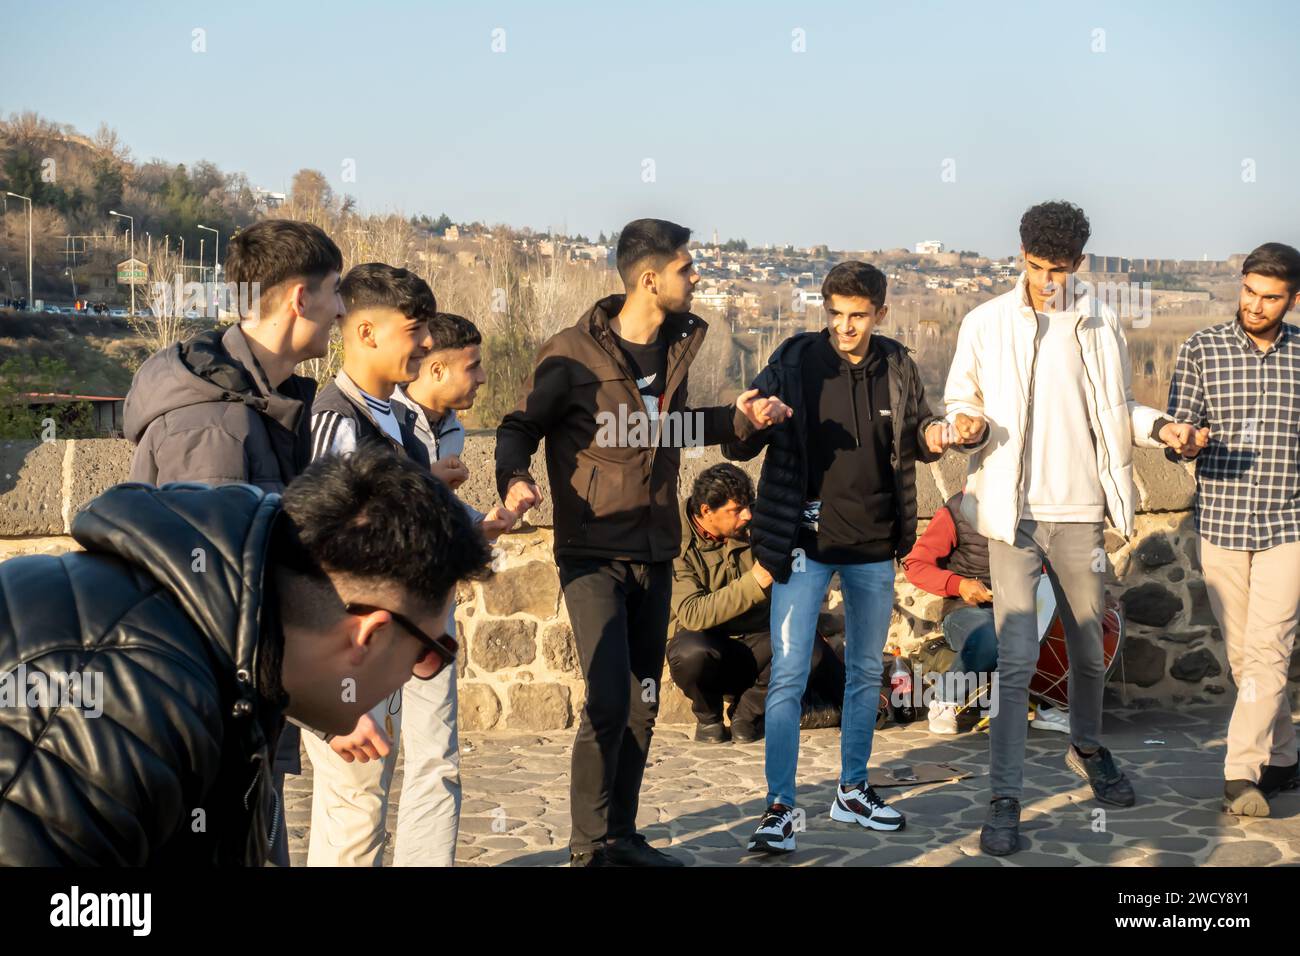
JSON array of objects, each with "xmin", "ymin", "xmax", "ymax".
[
  {"xmin": 724, "ymin": 331, "xmax": 943, "ymax": 583},
  {"xmin": 0, "ymin": 482, "xmax": 286, "ymax": 865}
]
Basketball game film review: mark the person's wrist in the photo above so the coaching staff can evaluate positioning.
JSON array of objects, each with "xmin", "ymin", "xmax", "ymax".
[{"xmin": 1152, "ymin": 416, "xmax": 1173, "ymax": 442}]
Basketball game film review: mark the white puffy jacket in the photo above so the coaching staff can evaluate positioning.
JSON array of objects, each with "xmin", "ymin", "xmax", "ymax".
[{"xmin": 943, "ymin": 274, "xmax": 1165, "ymax": 545}]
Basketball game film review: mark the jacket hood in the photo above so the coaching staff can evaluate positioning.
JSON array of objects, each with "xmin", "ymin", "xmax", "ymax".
[
  {"xmin": 70, "ymin": 481, "xmax": 284, "ymax": 699},
  {"xmin": 768, "ymin": 328, "xmax": 907, "ymax": 370},
  {"xmin": 124, "ymin": 325, "xmax": 310, "ymax": 443}
]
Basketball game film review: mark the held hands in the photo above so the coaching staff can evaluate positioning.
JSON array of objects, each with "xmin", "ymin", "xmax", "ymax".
[
  {"xmin": 925, "ymin": 413, "xmax": 988, "ymax": 454},
  {"xmin": 431, "ymin": 454, "xmax": 470, "ymax": 490},
  {"xmin": 328, "ymin": 712, "xmax": 392, "ymax": 764},
  {"xmin": 479, "ymin": 504, "xmax": 518, "ymax": 542},
  {"xmin": 750, "ymin": 562, "xmax": 774, "ymax": 589},
  {"xmin": 504, "ymin": 478, "xmax": 543, "ymax": 516},
  {"xmin": 737, "ymin": 388, "xmax": 793, "ymax": 429},
  {"xmin": 1159, "ymin": 422, "xmax": 1210, "ymax": 458},
  {"xmin": 958, "ymin": 578, "xmax": 994, "ymax": 606},
  {"xmin": 953, "ymin": 413, "xmax": 987, "ymax": 445}
]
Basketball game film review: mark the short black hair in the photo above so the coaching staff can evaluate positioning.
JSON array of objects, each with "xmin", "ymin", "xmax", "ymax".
[
  {"xmin": 616, "ymin": 218, "xmax": 691, "ymax": 288},
  {"xmin": 428, "ymin": 312, "xmax": 482, "ymax": 352},
  {"xmin": 276, "ymin": 441, "xmax": 492, "ymax": 608},
  {"xmin": 822, "ymin": 261, "xmax": 888, "ymax": 309},
  {"xmin": 1019, "ymin": 201, "xmax": 1091, "ymax": 263},
  {"xmin": 1242, "ymin": 242, "xmax": 1300, "ymax": 294},
  {"xmin": 224, "ymin": 219, "xmax": 343, "ymax": 312},
  {"xmin": 688, "ymin": 463, "xmax": 754, "ymax": 516},
  {"xmin": 340, "ymin": 263, "xmax": 438, "ymax": 321}
]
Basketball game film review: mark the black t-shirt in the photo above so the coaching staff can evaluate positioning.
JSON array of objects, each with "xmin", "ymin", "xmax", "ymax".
[
  {"xmin": 796, "ymin": 334, "xmax": 898, "ymax": 564},
  {"xmin": 614, "ymin": 333, "xmax": 668, "ymax": 419}
]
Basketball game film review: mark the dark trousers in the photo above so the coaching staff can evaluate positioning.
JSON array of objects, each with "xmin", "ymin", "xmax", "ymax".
[
  {"xmin": 668, "ymin": 629, "xmax": 772, "ymax": 726},
  {"xmin": 559, "ymin": 556, "xmax": 672, "ymax": 854},
  {"xmin": 668, "ymin": 628, "xmax": 846, "ymax": 726}
]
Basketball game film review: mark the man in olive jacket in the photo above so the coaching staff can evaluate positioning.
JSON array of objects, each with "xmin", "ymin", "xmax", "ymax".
[
  {"xmin": 495, "ymin": 218, "xmax": 790, "ymax": 867},
  {"xmin": 669, "ymin": 463, "xmax": 844, "ymax": 745}
]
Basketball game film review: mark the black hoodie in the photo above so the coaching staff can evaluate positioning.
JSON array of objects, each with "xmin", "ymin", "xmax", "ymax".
[{"xmin": 798, "ymin": 333, "xmax": 898, "ymax": 563}]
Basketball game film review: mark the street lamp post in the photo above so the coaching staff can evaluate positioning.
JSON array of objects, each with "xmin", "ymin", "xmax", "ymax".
[
  {"xmin": 5, "ymin": 191, "xmax": 33, "ymax": 310},
  {"xmin": 108, "ymin": 210, "xmax": 136, "ymax": 317},
  {"xmin": 65, "ymin": 268, "xmax": 77, "ymax": 302},
  {"xmin": 197, "ymin": 224, "xmax": 218, "ymax": 316}
]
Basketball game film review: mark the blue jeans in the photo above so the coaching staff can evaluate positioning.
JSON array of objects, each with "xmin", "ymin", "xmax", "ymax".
[
  {"xmin": 943, "ymin": 605, "xmax": 998, "ymax": 673},
  {"xmin": 939, "ymin": 605, "xmax": 998, "ymax": 704},
  {"xmin": 766, "ymin": 557, "xmax": 895, "ymax": 807}
]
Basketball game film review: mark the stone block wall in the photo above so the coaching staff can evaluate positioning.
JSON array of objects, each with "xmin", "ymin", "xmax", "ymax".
[{"xmin": 1, "ymin": 436, "xmax": 1290, "ymax": 729}]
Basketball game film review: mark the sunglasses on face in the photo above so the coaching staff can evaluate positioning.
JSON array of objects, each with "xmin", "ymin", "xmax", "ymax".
[{"xmin": 344, "ymin": 603, "xmax": 457, "ymax": 680}]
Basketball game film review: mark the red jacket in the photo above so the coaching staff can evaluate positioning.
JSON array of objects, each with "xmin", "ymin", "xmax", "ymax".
[{"xmin": 902, "ymin": 506, "xmax": 967, "ymax": 599}]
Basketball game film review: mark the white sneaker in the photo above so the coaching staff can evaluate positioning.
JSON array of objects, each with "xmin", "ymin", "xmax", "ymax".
[
  {"xmin": 1031, "ymin": 704, "xmax": 1070, "ymax": 734},
  {"xmin": 928, "ymin": 698, "xmax": 959, "ymax": 735},
  {"xmin": 829, "ymin": 782, "xmax": 906, "ymax": 831},
  {"xmin": 747, "ymin": 803, "xmax": 797, "ymax": 854}
]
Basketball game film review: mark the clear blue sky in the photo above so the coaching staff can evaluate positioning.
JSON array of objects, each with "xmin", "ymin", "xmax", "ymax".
[{"xmin": 5, "ymin": 0, "xmax": 1297, "ymax": 259}]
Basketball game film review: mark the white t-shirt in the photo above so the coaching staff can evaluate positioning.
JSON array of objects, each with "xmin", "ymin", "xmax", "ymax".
[{"xmin": 1020, "ymin": 310, "xmax": 1106, "ymax": 522}]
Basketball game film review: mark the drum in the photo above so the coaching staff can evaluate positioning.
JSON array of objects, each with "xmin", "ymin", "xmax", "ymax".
[{"xmin": 1029, "ymin": 581, "xmax": 1126, "ymax": 709}]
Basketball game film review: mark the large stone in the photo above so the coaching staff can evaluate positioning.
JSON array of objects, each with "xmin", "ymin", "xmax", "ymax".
[
  {"xmin": 459, "ymin": 682, "xmax": 502, "ymax": 730},
  {"xmin": 895, "ymin": 580, "xmax": 945, "ymax": 623},
  {"xmin": 1119, "ymin": 637, "xmax": 1167, "ymax": 687},
  {"xmin": 1159, "ymin": 627, "xmax": 1208, "ymax": 645},
  {"xmin": 457, "ymin": 433, "xmax": 553, "ymax": 525},
  {"xmin": 928, "ymin": 452, "xmax": 970, "ymax": 506},
  {"xmin": 481, "ymin": 561, "xmax": 560, "ymax": 619},
  {"xmin": 541, "ymin": 622, "xmax": 580, "ymax": 675},
  {"xmin": 67, "ymin": 438, "xmax": 132, "ymax": 517},
  {"xmin": 1186, "ymin": 579, "xmax": 1217, "ymax": 627},
  {"xmin": 472, "ymin": 618, "xmax": 537, "ymax": 671},
  {"xmin": 1103, "ymin": 528, "xmax": 1128, "ymax": 554},
  {"xmin": 1120, "ymin": 582, "xmax": 1182, "ymax": 628},
  {"xmin": 0, "ymin": 440, "xmax": 66, "ymax": 535},
  {"xmin": 914, "ymin": 455, "xmax": 944, "ymax": 519},
  {"xmin": 1134, "ymin": 533, "xmax": 1176, "ymax": 568},
  {"xmin": 657, "ymin": 677, "xmax": 695, "ymax": 725},
  {"xmin": 506, "ymin": 683, "xmax": 571, "ymax": 730},
  {"xmin": 1133, "ymin": 448, "xmax": 1196, "ymax": 512},
  {"xmin": 1170, "ymin": 648, "xmax": 1222, "ymax": 683}
]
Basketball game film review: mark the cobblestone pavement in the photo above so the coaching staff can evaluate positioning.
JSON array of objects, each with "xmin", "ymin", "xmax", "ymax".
[{"xmin": 286, "ymin": 705, "xmax": 1300, "ymax": 866}]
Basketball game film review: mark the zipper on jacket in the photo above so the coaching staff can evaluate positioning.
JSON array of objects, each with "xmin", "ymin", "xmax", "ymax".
[
  {"xmin": 1014, "ymin": 313, "xmax": 1044, "ymax": 521},
  {"xmin": 1075, "ymin": 315, "xmax": 1122, "ymax": 529}
]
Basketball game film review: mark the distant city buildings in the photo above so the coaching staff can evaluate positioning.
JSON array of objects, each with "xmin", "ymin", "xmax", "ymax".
[{"xmin": 914, "ymin": 240, "xmax": 945, "ymax": 254}]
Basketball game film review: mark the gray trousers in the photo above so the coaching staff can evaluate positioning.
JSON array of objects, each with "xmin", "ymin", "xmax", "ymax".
[{"xmin": 988, "ymin": 519, "xmax": 1107, "ymax": 799}]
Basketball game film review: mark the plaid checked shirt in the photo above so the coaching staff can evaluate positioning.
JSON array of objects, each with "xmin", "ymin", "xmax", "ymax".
[{"xmin": 1166, "ymin": 318, "xmax": 1300, "ymax": 551}]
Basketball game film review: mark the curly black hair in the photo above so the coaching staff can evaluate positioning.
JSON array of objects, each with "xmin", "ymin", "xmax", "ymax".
[
  {"xmin": 1019, "ymin": 201, "xmax": 1091, "ymax": 263},
  {"xmin": 276, "ymin": 440, "xmax": 492, "ymax": 608},
  {"xmin": 688, "ymin": 463, "xmax": 754, "ymax": 516}
]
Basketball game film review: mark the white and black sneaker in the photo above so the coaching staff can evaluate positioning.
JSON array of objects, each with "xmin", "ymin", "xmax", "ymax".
[
  {"xmin": 747, "ymin": 803, "xmax": 797, "ymax": 854},
  {"xmin": 829, "ymin": 781, "xmax": 905, "ymax": 831}
]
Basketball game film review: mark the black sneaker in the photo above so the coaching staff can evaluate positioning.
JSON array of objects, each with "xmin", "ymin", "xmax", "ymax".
[
  {"xmin": 979, "ymin": 797, "xmax": 1021, "ymax": 856},
  {"xmin": 603, "ymin": 834, "xmax": 686, "ymax": 867},
  {"xmin": 1065, "ymin": 744, "xmax": 1136, "ymax": 807},
  {"xmin": 747, "ymin": 803, "xmax": 797, "ymax": 854},
  {"xmin": 731, "ymin": 718, "xmax": 763, "ymax": 744},
  {"xmin": 1258, "ymin": 759, "xmax": 1300, "ymax": 798},
  {"xmin": 695, "ymin": 721, "xmax": 730, "ymax": 744},
  {"xmin": 829, "ymin": 781, "xmax": 905, "ymax": 831},
  {"xmin": 1223, "ymin": 779, "xmax": 1270, "ymax": 817},
  {"xmin": 569, "ymin": 847, "xmax": 610, "ymax": 867}
]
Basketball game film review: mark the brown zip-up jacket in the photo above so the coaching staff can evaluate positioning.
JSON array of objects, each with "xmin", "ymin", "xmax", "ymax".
[{"xmin": 496, "ymin": 293, "xmax": 756, "ymax": 563}]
